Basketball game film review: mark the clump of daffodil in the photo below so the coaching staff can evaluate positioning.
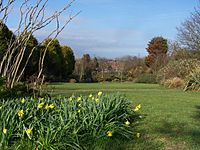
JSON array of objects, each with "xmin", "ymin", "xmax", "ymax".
[
  {"xmin": 21, "ymin": 98, "xmax": 25, "ymax": 104},
  {"xmin": 49, "ymin": 104, "xmax": 55, "ymax": 109},
  {"xmin": 98, "ymin": 91, "xmax": 103, "ymax": 96},
  {"xmin": 77, "ymin": 97, "xmax": 81, "ymax": 102},
  {"xmin": 125, "ymin": 120, "xmax": 130, "ymax": 126},
  {"xmin": 37, "ymin": 102, "xmax": 44, "ymax": 109},
  {"xmin": 89, "ymin": 94, "xmax": 93, "ymax": 98},
  {"xmin": 134, "ymin": 104, "xmax": 141, "ymax": 112},
  {"xmin": 136, "ymin": 133, "xmax": 140, "ymax": 138},
  {"xmin": 3, "ymin": 128, "xmax": 7, "ymax": 134},
  {"xmin": 18, "ymin": 110, "xmax": 24, "ymax": 119},
  {"xmin": 26, "ymin": 128, "xmax": 33, "ymax": 135},
  {"xmin": 107, "ymin": 131, "xmax": 113, "ymax": 137}
]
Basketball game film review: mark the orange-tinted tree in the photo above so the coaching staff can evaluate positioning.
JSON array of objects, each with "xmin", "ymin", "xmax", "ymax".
[{"xmin": 145, "ymin": 36, "xmax": 168, "ymax": 72}]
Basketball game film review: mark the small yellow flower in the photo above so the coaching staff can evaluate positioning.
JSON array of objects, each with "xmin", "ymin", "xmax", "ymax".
[
  {"xmin": 77, "ymin": 97, "xmax": 81, "ymax": 101},
  {"xmin": 49, "ymin": 104, "xmax": 55, "ymax": 109},
  {"xmin": 21, "ymin": 98, "xmax": 25, "ymax": 104},
  {"xmin": 77, "ymin": 109, "xmax": 81, "ymax": 113},
  {"xmin": 69, "ymin": 97, "xmax": 73, "ymax": 101},
  {"xmin": 136, "ymin": 133, "xmax": 140, "ymax": 138},
  {"xmin": 26, "ymin": 128, "xmax": 33, "ymax": 135},
  {"xmin": 92, "ymin": 97, "xmax": 95, "ymax": 100},
  {"xmin": 45, "ymin": 104, "xmax": 49, "ymax": 109},
  {"xmin": 95, "ymin": 98, "xmax": 99, "ymax": 103},
  {"xmin": 3, "ymin": 128, "xmax": 7, "ymax": 134},
  {"xmin": 18, "ymin": 110, "xmax": 24, "ymax": 119},
  {"xmin": 125, "ymin": 120, "xmax": 130, "ymax": 126},
  {"xmin": 39, "ymin": 97, "xmax": 44, "ymax": 101},
  {"xmin": 134, "ymin": 104, "xmax": 141, "ymax": 112},
  {"xmin": 37, "ymin": 102, "xmax": 44, "ymax": 109},
  {"xmin": 89, "ymin": 94, "xmax": 93, "ymax": 98},
  {"xmin": 78, "ymin": 103, "xmax": 81, "ymax": 107},
  {"xmin": 107, "ymin": 131, "xmax": 113, "ymax": 137},
  {"xmin": 98, "ymin": 91, "xmax": 103, "ymax": 96}
]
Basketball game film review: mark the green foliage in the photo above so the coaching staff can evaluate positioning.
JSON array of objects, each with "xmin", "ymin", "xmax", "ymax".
[
  {"xmin": 0, "ymin": 93, "xmax": 142, "ymax": 150},
  {"xmin": 0, "ymin": 23, "xmax": 14, "ymax": 60},
  {"xmin": 184, "ymin": 67, "xmax": 200, "ymax": 91},
  {"xmin": 61, "ymin": 46, "xmax": 75, "ymax": 78},
  {"xmin": 157, "ymin": 59, "xmax": 200, "ymax": 82},
  {"xmin": 135, "ymin": 74, "xmax": 157, "ymax": 84}
]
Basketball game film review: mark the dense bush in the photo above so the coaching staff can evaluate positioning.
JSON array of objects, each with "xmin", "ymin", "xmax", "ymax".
[
  {"xmin": 0, "ymin": 93, "xmax": 142, "ymax": 150},
  {"xmin": 134, "ymin": 73, "xmax": 157, "ymax": 84},
  {"xmin": 184, "ymin": 67, "xmax": 200, "ymax": 91},
  {"xmin": 157, "ymin": 59, "xmax": 200, "ymax": 81}
]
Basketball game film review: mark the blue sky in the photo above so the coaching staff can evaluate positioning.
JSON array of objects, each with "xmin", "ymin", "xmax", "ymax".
[{"xmin": 8, "ymin": 0, "xmax": 200, "ymax": 58}]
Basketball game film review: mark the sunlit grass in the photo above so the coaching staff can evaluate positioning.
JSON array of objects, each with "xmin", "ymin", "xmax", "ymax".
[{"xmin": 47, "ymin": 82, "xmax": 200, "ymax": 150}]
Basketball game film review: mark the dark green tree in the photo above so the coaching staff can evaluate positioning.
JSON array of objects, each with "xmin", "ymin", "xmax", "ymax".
[
  {"xmin": 43, "ymin": 38, "xmax": 63, "ymax": 80},
  {"xmin": 61, "ymin": 45, "xmax": 75, "ymax": 78},
  {"xmin": 0, "ymin": 23, "xmax": 14, "ymax": 60}
]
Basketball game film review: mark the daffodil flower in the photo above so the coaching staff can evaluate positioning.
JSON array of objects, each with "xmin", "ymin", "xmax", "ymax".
[
  {"xmin": 98, "ymin": 91, "xmax": 103, "ymax": 96},
  {"xmin": 49, "ymin": 104, "xmax": 55, "ymax": 109},
  {"xmin": 18, "ymin": 110, "xmax": 24, "ymax": 119},
  {"xmin": 26, "ymin": 128, "xmax": 33, "ymax": 135},
  {"xmin": 3, "ymin": 128, "xmax": 7, "ymax": 134},
  {"xmin": 136, "ymin": 133, "xmax": 140, "ymax": 138},
  {"xmin": 95, "ymin": 98, "xmax": 99, "ymax": 103},
  {"xmin": 125, "ymin": 120, "xmax": 130, "ymax": 126},
  {"xmin": 89, "ymin": 94, "xmax": 93, "ymax": 98},
  {"xmin": 78, "ymin": 103, "xmax": 81, "ymax": 107},
  {"xmin": 107, "ymin": 131, "xmax": 113, "ymax": 137},
  {"xmin": 21, "ymin": 98, "xmax": 25, "ymax": 104},
  {"xmin": 77, "ymin": 97, "xmax": 81, "ymax": 101},
  {"xmin": 37, "ymin": 102, "xmax": 44, "ymax": 109},
  {"xmin": 77, "ymin": 109, "xmax": 81, "ymax": 113},
  {"xmin": 45, "ymin": 104, "xmax": 49, "ymax": 109}
]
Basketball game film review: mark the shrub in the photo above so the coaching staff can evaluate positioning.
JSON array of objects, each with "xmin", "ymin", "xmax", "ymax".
[
  {"xmin": 0, "ymin": 93, "xmax": 142, "ymax": 150},
  {"xmin": 184, "ymin": 67, "xmax": 200, "ymax": 91},
  {"xmin": 157, "ymin": 59, "xmax": 200, "ymax": 81},
  {"xmin": 162, "ymin": 77, "xmax": 185, "ymax": 88},
  {"xmin": 135, "ymin": 73, "xmax": 157, "ymax": 84}
]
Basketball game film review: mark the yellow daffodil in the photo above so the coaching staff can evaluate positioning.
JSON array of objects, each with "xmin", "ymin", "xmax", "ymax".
[
  {"xmin": 3, "ymin": 128, "xmax": 7, "ymax": 134},
  {"xmin": 39, "ymin": 97, "xmax": 44, "ymax": 101},
  {"xmin": 69, "ymin": 97, "xmax": 73, "ymax": 101},
  {"xmin": 77, "ymin": 109, "xmax": 81, "ymax": 113},
  {"xmin": 18, "ymin": 110, "xmax": 24, "ymax": 119},
  {"xmin": 21, "ymin": 98, "xmax": 25, "ymax": 104},
  {"xmin": 136, "ymin": 133, "xmax": 140, "ymax": 138},
  {"xmin": 134, "ymin": 104, "xmax": 142, "ymax": 112},
  {"xmin": 26, "ymin": 128, "xmax": 33, "ymax": 134},
  {"xmin": 95, "ymin": 98, "xmax": 99, "ymax": 103},
  {"xmin": 37, "ymin": 102, "xmax": 44, "ymax": 109},
  {"xmin": 89, "ymin": 94, "xmax": 93, "ymax": 98},
  {"xmin": 49, "ymin": 104, "xmax": 55, "ymax": 109},
  {"xmin": 125, "ymin": 120, "xmax": 130, "ymax": 126},
  {"xmin": 45, "ymin": 104, "xmax": 49, "ymax": 109},
  {"xmin": 107, "ymin": 131, "xmax": 113, "ymax": 137},
  {"xmin": 78, "ymin": 103, "xmax": 81, "ymax": 107},
  {"xmin": 77, "ymin": 97, "xmax": 81, "ymax": 101},
  {"xmin": 92, "ymin": 97, "xmax": 95, "ymax": 100},
  {"xmin": 98, "ymin": 91, "xmax": 103, "ymax": 96}
]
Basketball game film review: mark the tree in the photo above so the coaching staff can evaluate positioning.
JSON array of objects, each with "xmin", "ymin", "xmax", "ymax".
[
  {"xmin": 61, "ymin": 45, "xmax": 75, "ymax": 78},
  {"xmin": 42, "ymin": 38, "xmax": 63, "ymax": 80},
  {"xmin": 177, "ymin": 3, "xmax": 200, "ymax": 58},
  {"xmin": 145, "ymin": 36, "xmax": 168, "ymax": 72},
  {"xmin": 0, "ymin": 0, "xmax": 80, "ymax": 89}
]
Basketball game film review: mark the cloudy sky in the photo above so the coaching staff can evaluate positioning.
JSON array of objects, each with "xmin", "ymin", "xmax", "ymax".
[{"xmin": 8, "ymin": 0, "xmax": 199, "ymax": 58}]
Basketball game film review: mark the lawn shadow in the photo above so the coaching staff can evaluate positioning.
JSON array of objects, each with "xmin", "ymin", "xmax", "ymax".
[{"xmin": 155, "ymin": 106, "xmax": 200, "ymax": 148}]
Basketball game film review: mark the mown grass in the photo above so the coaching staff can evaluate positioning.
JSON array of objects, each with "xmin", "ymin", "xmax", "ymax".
[{"xmin": 46, "ymin": 82, "xmax": 200, "ymax": 150}]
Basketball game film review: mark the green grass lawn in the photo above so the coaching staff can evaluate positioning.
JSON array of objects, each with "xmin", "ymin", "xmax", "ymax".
[{"xmin": 46, "ymin": 83, "xmax": 200, "ymax": 150}]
